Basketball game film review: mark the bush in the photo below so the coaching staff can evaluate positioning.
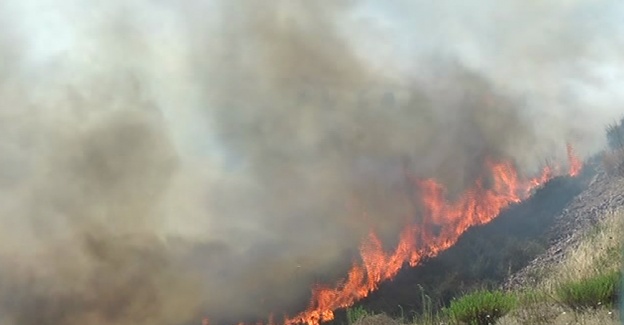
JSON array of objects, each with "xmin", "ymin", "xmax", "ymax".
[
  {"xmin": 606, "ymin": 117, "xmax": 624, "ymax": 150},
  {"xmin": 556, "ymin": 271, "xmax": 621, "ymax": 310},
  {"xmin": 346, "ymin": 306, "xmax": 373, "ymax": 325},
  {"xmin": 444, "ymin": 290, "xmax": 516, "ymax": 325},
  {"xmin": 604, "ymin": 117, "xmax": 624, "ymax": 176},
  {"xmin": 603, "ymin": 148, "xmax": 624, "ymax": 177}
]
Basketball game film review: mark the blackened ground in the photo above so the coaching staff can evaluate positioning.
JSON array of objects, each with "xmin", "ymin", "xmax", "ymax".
[{"xmin": 328, "ymin": 166, "xmax": 594, "ymax": 323}]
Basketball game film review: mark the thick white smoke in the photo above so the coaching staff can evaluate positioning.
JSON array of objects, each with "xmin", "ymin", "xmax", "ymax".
[{"xmin": 0, "ymin": 1, "xmax": 623, "ymax": 324}]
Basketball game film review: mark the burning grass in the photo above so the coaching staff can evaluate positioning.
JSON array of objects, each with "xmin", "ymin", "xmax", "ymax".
[
  {"xmin": 202, "ymin": 146, "xmax": 585, "ymax": 325},
  {"xmin": 347, "ymin": 174, "xmax": 586, "ymax": 320},
  {"xmin": 281, "ymin": 160, "xmax": 561, "ymax": 325},
  {"xmin": 307, "ymin": 124, "xmax": 624, "ymax": 325},
  {"xmin": 347, "ymin": 184, "xmax": 624, "ymax": 325}
]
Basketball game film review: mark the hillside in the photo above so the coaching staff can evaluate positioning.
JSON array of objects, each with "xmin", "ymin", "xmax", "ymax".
[
  {"xmin": 498, "ymin": 168, "xmax": 624, "ymax": 324},
  {"xmin": 505, "ymin": 166, "xmax": 624, "ymax": 291},
  {"xmin": 345, "ymin": 159, "xmax": 623, "ymax": 325}
]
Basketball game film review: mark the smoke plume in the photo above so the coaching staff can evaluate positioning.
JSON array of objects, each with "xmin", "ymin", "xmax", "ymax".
[{"xmin": 0, "ymin": 0, "xmax": 623, "ymax": 324}]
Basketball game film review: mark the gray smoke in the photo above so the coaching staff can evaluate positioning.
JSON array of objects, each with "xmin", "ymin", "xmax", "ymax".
[{"xmin": 0, "ymin": 0, "xmax": 623, "ymax": 324}]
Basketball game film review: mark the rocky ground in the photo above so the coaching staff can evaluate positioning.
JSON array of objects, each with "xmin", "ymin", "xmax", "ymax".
[{"xmin": 504, "ymin": 166, "xmax": 624, "ymax": 290}]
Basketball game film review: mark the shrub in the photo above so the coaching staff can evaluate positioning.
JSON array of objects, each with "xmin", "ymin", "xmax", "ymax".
[
  {"xmin": 346, "ymin": 306, "xmax": 372, "ymax": 325},
  {"xmin": 606, "ymin": 117, "xmax": 624, "ymax": 150},
  {"xmin": 556, "ymin": 271, "xmax": 621, "ymax": 310},
  {"xmin": 604, "ymin": 117, "xmax": 624, "ymax": 176},
  {"xmin": 603, "ymin": 149, "xmax": 624, "ymax": 176},
  {"xmin": 444, "ymin": 289, "xmax": 516, "ymax": 325}
]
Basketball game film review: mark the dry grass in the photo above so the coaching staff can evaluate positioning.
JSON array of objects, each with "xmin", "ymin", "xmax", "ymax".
[
  {"xmin": 501, "ymin": 290, "xmax": 564, "ymax": 325},
  {"xmin": 603, "ymin": 149, "xmax": 624, "ymax": 177},
  {"xmin": 542, "ymin": 209, "xmax": 623, "ymax": 290},
  {"xmin": 498, "ymin": 208, "xmax": 623, "ymax": 324},
  {"xmin": 352, "ymin": 314, "xmax": 401, "ymax": 325},
  {"xmin": 498, "ymin": 308, "xmax": 619, "ymax": 325}
]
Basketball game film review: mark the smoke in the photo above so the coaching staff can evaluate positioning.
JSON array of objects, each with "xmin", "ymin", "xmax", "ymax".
[{"xmin": 0, "ymin": 0, "xmax": 623, "ymax": 324}]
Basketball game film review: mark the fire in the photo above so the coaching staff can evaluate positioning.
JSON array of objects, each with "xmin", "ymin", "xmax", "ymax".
[
  {"xmin": 283, "ymin": 161, "xmax": 554, "ymax": 325},
  {"xmin": 567, "ymin": 143, "xmax": 582, "ymax": 177},
  {"xmin": 206, "ymin": 146, "xmax": 584, "ymax": 325}
]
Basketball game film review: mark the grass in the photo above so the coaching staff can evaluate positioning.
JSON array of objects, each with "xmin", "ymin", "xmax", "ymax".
[
  {"xmin": 444, "ymin": 289, "xmax": 516, "ymax": 325},
  {"xmin": 503, "ymin": 290, "xmax": 561, "ymax": 325},
  {"xmin": 542, "ymin": 209, "xmax": 624, "ymax": 289},
  {"xmin": 500, "ymin": 208, "xmax": 624, "ymax": 324},
  {"xmin": 555, "ymin": 270, "xmax": 621, "ymax": 310},
  {"xmin": 454, "ymin": 207, "xmax": 623, "ymax": 325}
]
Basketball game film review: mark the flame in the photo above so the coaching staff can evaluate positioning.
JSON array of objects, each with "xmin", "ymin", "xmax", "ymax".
[
  {"xmin": 283, "ymin": 160, "xmax": 556, "ymax": 325},
  {"xmin": 205, "ymin": 148, "xmax": 584, "ymax": 325},
  {"xmin": 567, "ymin": 144, "xmax": 582, "ymax": 177}
]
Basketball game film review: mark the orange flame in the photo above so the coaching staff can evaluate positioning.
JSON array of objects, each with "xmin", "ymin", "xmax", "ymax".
[
  {"xmin": 567, "ymin": 144, "xmax": 582, "ymax": 177},
  {"xmin": 283, "ymin": 160, "xmax": 556, "ymax": 325},
  {"xmin": 205, "ymin": 149, "xmax": 584, "ymax": 325}
]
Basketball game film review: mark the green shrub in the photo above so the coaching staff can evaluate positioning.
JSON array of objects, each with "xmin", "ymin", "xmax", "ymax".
[
  {"xmin": 346, "ymin": 306, "xmax": 372, "ymax": 325},
  {"xmin": 444, "ymin": 290, "xmax": 516, "ymax": 325},
  {"xmin": 556, "ymin": 271, "xmax": 621, "ymax": 310}
]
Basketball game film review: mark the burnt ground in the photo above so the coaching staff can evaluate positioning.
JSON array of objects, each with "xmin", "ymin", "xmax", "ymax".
[{"xmin": 328, "ymin": 164, "xmax": 600, "ymax": 323}]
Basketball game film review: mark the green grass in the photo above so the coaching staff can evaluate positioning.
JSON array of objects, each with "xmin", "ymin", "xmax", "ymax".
[
  {"xmin": 444, "ymin": 289, "xmax": 516, "ymax": 325},
  {"xmin": 555, "ymin": 271, "xmax": 621, "ymax": 311}
]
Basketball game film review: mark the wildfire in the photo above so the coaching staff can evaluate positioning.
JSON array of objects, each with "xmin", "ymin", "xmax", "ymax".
[
  {"xmin": 567, "ymin": 143, "xmax": 582, "ymax": 177},
  {"xmin": 206, "ymin": 147, "xmax": 583, "ymax": 325}
]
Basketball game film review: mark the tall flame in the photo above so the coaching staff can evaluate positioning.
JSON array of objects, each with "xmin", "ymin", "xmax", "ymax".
[{"xmin": 206, "ymin": 147, "xmax": 583, "ymax": 325}]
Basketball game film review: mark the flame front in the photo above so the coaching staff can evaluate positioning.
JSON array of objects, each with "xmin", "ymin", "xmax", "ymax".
[
  {"xmin": 283, "ymin": 160, "xmax": 556, "ymax": 325},
  {"xmin": 206, "ymin": 147, "xmax": 583, "ymax": 325}
]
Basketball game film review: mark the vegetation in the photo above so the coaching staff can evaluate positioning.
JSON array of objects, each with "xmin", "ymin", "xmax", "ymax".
[
  {"xmin": 555, "ymin": 271, "xmax": 620, "ymax": 310},
  {"xmin": 506, "ymin": 290, "xmax": 560, "ymax": 325},
  {"xmin": 346, "ymin": 306, "xmax": 373, "ymax": 325},
  {"xmin": 542, "ymin": 209, "xmax": 624, "ymax": 288},
  {"xmin": 606, "ymin": 117, "xmax": 624, "ymax": 150},
  {"xmin": 444, "ymin": 290, "xmax": 516, "ymax": 325},
  {"xmin": 604, "ymin": 117, "xmax": 624, "ymax": 176}
]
